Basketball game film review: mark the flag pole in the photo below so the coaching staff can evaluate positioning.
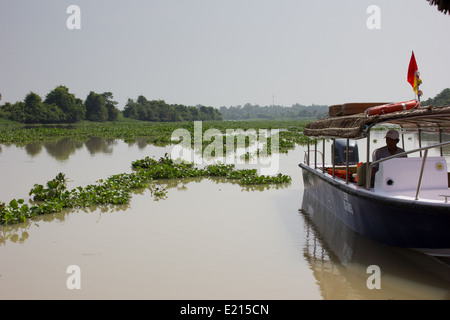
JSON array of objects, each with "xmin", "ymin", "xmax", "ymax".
[{"xmin": 416, "ymin": 72, "xmax": 421, "ymax": 102}]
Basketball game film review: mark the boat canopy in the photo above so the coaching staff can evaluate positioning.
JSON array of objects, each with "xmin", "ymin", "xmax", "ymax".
[{"xmin": 303, "ymin": 105, "xmax": 450, "ymax": 139}]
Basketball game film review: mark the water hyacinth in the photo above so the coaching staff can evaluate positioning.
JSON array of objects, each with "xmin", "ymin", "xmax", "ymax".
[
  {"xmin": 0, "ymin": 154, "xmax": 291, "ymax": 225},
  {"xmin": 0, "ymin": 120, "xmax": 309, "ymax": 154},
  {"xmin": 132, "ymin": 153, "xmax": 292, "ymax": 185}
]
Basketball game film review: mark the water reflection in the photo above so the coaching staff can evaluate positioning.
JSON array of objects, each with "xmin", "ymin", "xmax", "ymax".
[
  {"xmin": 85, "ymin": 137, "xmax": 116, "ymax": 155},
  {"xmin": 0, "ymin": 202, "xmax": 132, "ymax": 247},
  {"xmin": 7, "ymin": 134, "xmax": 294, "ymax": 164},
  {"xmin": 24, "ymin": 142, "xmax": 44, "ymax": 157},
  {"xmin": 0, "ymin": 223, "xmax": 30, "ymax": 246},
  {"xmin": 299, "ymin": 188, "xmax": 450, "ymax": 300},
  {"xmin": 44, "ymin": 139, "xmax": 85, "ymax": 161},
  {"xmin": 18, "ymin": 137, "xmax": 156, "ymax": 161},
  {"xmin": 163, "ymin": 176, "xmax": 292, "ymax": 193}
]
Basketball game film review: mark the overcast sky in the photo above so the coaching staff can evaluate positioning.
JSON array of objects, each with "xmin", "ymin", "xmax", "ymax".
[{"xmin": 1, "ymin": 0, "xmax": 449, "ymax": 109}]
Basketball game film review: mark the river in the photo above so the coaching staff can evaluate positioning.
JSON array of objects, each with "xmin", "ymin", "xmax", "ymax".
[{"xmin": 1, "ymin": 131, "xmax": 449, "ymax": 300}]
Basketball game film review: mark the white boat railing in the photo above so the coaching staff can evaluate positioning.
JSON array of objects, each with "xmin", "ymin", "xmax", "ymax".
[{"xmin": 366, "ymin": 140, "xmax": 450, "ymax": 198}]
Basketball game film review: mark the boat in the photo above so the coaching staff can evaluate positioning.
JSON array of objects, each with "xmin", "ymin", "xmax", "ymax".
[{"xmin": 299, "ymin": 103, "xmax": 450, "ymax": 257}]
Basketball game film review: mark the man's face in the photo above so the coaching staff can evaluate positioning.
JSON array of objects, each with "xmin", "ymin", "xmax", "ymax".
[{"xmin": 386, "ymin": 137, "xmax": 399, "ymax": 148}]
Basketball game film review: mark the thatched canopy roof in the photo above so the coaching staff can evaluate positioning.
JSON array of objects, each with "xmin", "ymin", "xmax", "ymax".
[
  {"xmin": 304, "ymin": 105, "xmax": 450, "ymax": 139},
  {"xmin": 427, "ymin": 0, "xmax": 450, "ymax": 14}
]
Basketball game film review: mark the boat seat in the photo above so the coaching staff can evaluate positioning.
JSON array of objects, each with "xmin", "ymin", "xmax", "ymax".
[
  {"xmin": 374, "ymin": 156, "xmax": 449, "ymax": 193},
  {"xmin": 356, "ymin": 162, "xmax": 370, "ymax": 186}
]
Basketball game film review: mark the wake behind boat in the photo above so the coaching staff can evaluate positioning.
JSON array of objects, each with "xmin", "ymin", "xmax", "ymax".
[{"xmin": 299, "ymin": 103, "xmax": 450, "ymax": 257}]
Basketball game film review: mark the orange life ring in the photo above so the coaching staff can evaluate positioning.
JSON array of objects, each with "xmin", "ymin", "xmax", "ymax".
[{"xmin": 365, "ymin": 100, "xmax": 420, "ymax": 116}]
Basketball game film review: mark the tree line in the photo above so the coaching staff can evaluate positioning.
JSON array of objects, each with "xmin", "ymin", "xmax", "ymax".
[
  {"xmin": 219, "ymin": 103, "xmax": 328, "ymax": 120},
  {"xmin": 420, "ymin": 88, "xmax": 450, "ymax": 107},
  {"xmin": 0, "ymin": 86, "xmax": 222, "ymax": 124},
  {"xmin": 2, "ymin": 86, "xmax": 449, "ymax": 125},
  {"xmin": 122, "ymin": 96, "xmax": 222, "ymax": 122},
  {"xmin": 0, "ymin": 86, "xmax": 121, "ymax": 124}
]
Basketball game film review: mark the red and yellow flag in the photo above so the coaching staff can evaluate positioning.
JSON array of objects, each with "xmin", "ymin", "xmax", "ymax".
[{"xmin": 407, "ymin": 51, "xmax": 421, "ymax": 95}]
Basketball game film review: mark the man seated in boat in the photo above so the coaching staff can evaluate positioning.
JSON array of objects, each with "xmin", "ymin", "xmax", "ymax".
[
  {"xmin": 371, "ymin": 129, "xmax": 407, "ymax": 182},
  {"xmin": 373, "ymin": 129, "xmax": 407, "ymax": 162}
]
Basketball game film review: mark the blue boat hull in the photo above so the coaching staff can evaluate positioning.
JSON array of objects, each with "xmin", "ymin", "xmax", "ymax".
[{"xmin": 300, "ymin": 163, "xmax": 450, "ymax": 249}]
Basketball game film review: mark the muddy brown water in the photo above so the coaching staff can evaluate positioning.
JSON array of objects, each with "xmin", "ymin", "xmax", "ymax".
[{"xmin": 1, "ymin": 132, "xmax": 450, "ymax": 299}]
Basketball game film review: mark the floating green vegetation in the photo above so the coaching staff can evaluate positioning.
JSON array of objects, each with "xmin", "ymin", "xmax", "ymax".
[
  {"xmin": 0, "ymin": 119, "xmax": 310, "ymax": 153},
  {"xmin": 0, "ymin": 154, "xmax": 291, "ymax": 225},
  {"xmin": 0, "ymin": 171, "xmax": 158, "ymax": 225},
  {"xmin": 132, "ymin": 154, "xmax": 292, "ymax": 185},
  {"xmin": 0, "ymin": 120, "xmax": 299, "ymax": 225},
  {"xmin": 0, "ymin": 120, "xmax": 179, "ymax": 145}
]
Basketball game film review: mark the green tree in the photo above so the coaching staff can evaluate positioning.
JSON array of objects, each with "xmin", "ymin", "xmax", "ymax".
[
  {"xmin": 8, "ymin": 102, "xmax": 27, "ymax": 123},
  {"xmin": 101, "ymin": 92, "xmax": 120, "ymax": 121},
  {"xmin": 189, "ymin": 107, "xmax": 200, "ymax": 120},
  {"xmin": 85, "ymin": 91, "xmax": 108, "ymax": 122},
  {"xmin": 44, "ymin": 103, "xmax": 66, "ymax": 123},
  {"xmin": 44, "ymin": 85, "xmax": 85, "ymax": 122},
  {"xmin": 421, "ymin": 88, "xmax": 450, "ymax": 106},
  {"xmin": 23, "ymin": 92, "xmax": 47, "ymax": 123},
  {"xmin": 123, "ymin": 98, "xmax": 139, "ymax": 119}
]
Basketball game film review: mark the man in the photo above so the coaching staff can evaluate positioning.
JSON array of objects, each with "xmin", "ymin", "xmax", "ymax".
[
  {"xmin": 370, "ymin": 129, "xmax": 407, "ymax": 184},
  {"xmin": 373, "ymin": 129, "xmax": 407, "ymax": 163}
]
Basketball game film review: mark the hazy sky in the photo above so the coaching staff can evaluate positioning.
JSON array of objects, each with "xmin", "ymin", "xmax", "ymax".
[{"xmin": 1, "ymin": 0, "xmax": 449, "ymax": 109}]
